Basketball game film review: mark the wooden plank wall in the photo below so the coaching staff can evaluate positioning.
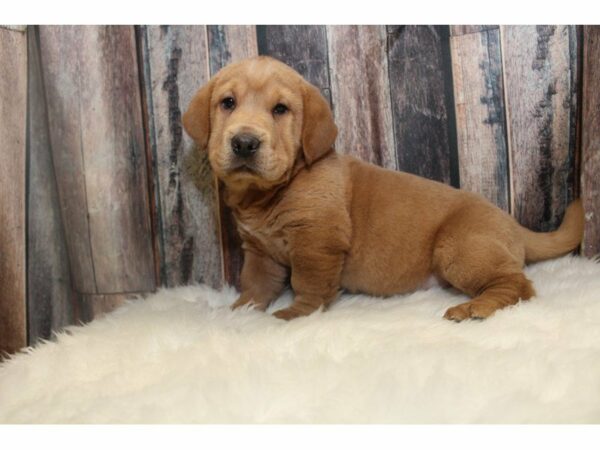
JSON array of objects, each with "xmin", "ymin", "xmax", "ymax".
[
  {"xmin": 581, "ymin": 26, "xmax": 600, "ymax": 257},
  {"xmin": 2, "ymin": 25, "xmax": 598, "ymax": 354},
  {"xmin": 327, "ymin": 26, "xmax": 396, "ymax": 169},
  {"xmin": 138, "ymin": 25, "xmax": 222, "ymax": 289},
  {"xmin": 501, "ymin": 26, "xmax": 578, "ymax": 231},
  {"xmin": 27, "ymin": 27, "xmax": 78, "ymax": 344},
  {"xmin": 450, "ymin": 26, "xmax": 509, "ymax": 209},
  {"xmin": 388, "ymin": 25, "xmax": 457, "ymax": 185},
  {"xmin": 0, "ymin": 27, "xmax": 27, "ymax": 355},
  {"xmin": 39, "ymin": 26, "xmax": 156, "ymax": 296}
]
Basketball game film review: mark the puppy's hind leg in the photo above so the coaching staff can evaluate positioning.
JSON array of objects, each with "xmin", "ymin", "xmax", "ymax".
[
  {"xmin": 442, "ymin": 270, "xmax": 535, "ymax": 321},
  {"xmin": 433, "ymin": 232, "xmax": 535, "ymax": 322}
]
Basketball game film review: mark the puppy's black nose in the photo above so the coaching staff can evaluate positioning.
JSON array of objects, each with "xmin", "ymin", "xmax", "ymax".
[{"xmin": 231, "ymin": 133, "xmax": 261, "ymax": 158}]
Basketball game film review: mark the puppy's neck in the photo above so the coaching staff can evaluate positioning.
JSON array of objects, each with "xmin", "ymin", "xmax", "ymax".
[
  {"xmin": 222, "ymin": 156, "xmax": 307, "ymax": 212},
  {"xmin": 223, "ymin": 182, "xmax": 283, "ymax": 212}
]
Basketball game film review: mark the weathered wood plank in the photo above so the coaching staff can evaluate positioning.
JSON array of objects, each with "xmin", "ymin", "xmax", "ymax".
[
  {"xmin": 37, "ymin": 26, "xmax": 95, "ymax": 294},
  {"xmin": 450, "ymin": 25, "xmax": 498, "ymax": 37},
  {"xmin": 327, "ymin": 26, "xmax": 396, "ymax": 169},
  {"xmin": 135, "ymin": 26, "xmax": 162, "ymax": 289},
  {"xmin": 569, "ymin": 26, "xmax": 581, "ymax": 201},
  {"xmin": 39, "ymin": 25, "xmax": 156, "ymax": 294},
  {"xmin": 0, "ymin": 28, "xmax": 27, "ymax": 354},
  {"xmin": 80, "ymin": 293, "xmax": 132, "ymax": 323},
  {"xmin": 207, "ymin": 25, "xmax": 258, "ymax": 74},
  {"xmin": 0, "ymin": 25, "xmax": 27, "ymax": 33},
  {"xmin": 257, "ymin": 25, "xmax": 331, "ymax": 102},
  {"xmin": 207, "ymin": 25, "xmax": 259, "ymax": 288},
  {"xmin": 501, "ymin": 25, "xmax": 578, "ymax": 231},
  {"xmin": 138, "ymin": 25, "xmax": 223, "ymax": 288},
  {"xmin": 27, "ymin": 26, "xmax": 78, "ymax": 344},
  {"xmin": 387, "ymin": 25, "xmax": 457, "ymax": 184},
  {"xmin": 450, "ymin": 28, "xmax": 509, "ymax": 209},
  {"xmin": 581, "ymin": 26, "xmax": 600, "ymax": 257}
]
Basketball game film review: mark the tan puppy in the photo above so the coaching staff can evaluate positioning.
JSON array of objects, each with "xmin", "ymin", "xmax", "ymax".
[{"xmin": 183, "ymin": 56, "xmax": 584, "ymax": 322}]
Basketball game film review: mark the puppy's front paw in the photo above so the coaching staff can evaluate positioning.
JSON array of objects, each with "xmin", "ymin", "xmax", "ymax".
[
  {"xmin": 231, "ymin": 297, "xmax": 249, "ymax": 310},
  {"xmin": 231, "ymin": 296, "xmax": 267, "ymax": 311}
]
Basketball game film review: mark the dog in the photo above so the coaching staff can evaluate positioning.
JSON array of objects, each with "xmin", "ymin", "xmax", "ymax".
[{"xmin": 182, "ymin": 56, "xmax": 584, "ymax": 322}]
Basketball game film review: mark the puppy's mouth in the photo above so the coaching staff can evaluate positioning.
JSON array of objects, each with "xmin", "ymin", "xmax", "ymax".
[{"xmin": 228, "ymin": 161, "xmax": 259, "ymax": 176}]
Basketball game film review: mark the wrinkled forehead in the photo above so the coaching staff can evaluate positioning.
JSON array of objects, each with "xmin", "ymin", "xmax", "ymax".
[{"xmin": 212, "ymin": 58, "xmax": 304, "ymax": 102}]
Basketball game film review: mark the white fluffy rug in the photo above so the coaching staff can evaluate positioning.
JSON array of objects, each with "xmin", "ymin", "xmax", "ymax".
[{"xmin": 2, "ymin": 256, "xmax": 600, "ymax": 424}]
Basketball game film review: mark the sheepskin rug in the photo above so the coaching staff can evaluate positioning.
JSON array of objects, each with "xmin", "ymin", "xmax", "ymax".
[{"xmin": 1, "ymin": 256, "xmax": 600, "ymax": 424}]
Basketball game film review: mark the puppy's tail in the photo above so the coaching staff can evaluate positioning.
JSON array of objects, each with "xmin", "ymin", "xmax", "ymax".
[{"xmin": 519, "ymin": 199, "xmax": 584, "ymax": 263}]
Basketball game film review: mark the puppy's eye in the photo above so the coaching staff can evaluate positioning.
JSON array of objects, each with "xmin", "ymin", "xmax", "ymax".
[
  {"xmin": 221, "ymin": 97, "xmax": 236, "ymax": 110},
  {"xmin": 272, "ymin": 103, "xmax": 288, "ymax": 115}
]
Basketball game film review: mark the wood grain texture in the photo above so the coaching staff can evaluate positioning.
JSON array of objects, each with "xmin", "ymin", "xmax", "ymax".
[
  {"xmin": 207, "ymin": 25, "xmax": 258, "ymax": 74},
  {"xmin": 135, "ymin": 26, "xmax": 162, "ymax": 289},
  {"xmin": 327, "ymin": 25, "xmax": 396, "ymax": 169},
  {"xmin": 39, "ymin": 25, "xmax": 155, "ymax": 294},
  {"xmin": 207, "ymin": 26, "xmax": 259, "ymax": 288},
  {"xmin": 0, "ymin": 28, "xmax": 27, "ymax": 354},
  {"xmin": 501, "ymin": 25, "xmax": 578, "ymax": 231},
  {"xmin": 257, "ymin": 25, "xmax": 331, "ymax": 102},
  {"xmin": 27, "ymin": 27, "xmax": 78, "ymax": 344},
  {"xmin": 0, "ymin": 25, "xmax": 27, "ymax": 32},
  {"xmin": 581, "ymin": 26, "xmax": 600, "ymax": 257},
  {"xmin": 138, "ymin": 25, "xmax": 223, "ymax": 288},
  {"xmin": 36, "ymin": 26, "xmax": 94, "ymax": 293},
  {"xmin": 387, "ymin": 25, "xmax": 457, "ymax": 184},
  {"xmin": 80, "ymin": 293, "xmax": 132, "ymax": 323},
  {"xmin": 451, "ymin": 28, "xmax": 509, "ymax": 209},
  {"xmin": 450, "ymin": 25, "xmax": 498, "ymax": 37}
]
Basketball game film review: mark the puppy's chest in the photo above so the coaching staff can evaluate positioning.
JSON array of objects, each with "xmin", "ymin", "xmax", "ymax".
[{"xmin": 234, "ymin": 213, "xmax": 291, "ymax": 265}]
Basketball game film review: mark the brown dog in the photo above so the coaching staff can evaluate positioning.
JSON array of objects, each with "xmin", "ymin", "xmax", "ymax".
[{"xmin": 183, "ymin": 56, "xmax": 584, "ymax": 322}]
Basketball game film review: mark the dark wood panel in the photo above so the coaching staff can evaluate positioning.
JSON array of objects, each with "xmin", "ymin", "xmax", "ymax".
[
  {"xmin": 581, "ymin": 26, "xmax": 600, "ymax": 257},
  {"xmin": 327, "ymin": 25, "xmax": 396, "ymax": 169},
  {"xmin": 216, "ymin": 182, "xmax": 242, "ymax": 288},
  {"xmin": 450, "ymin": 25, "xmax": 498, "ymax": 37},
  {"xmin": 39, "ymin": 26, "xmax": 156, "ymax": 294},
  {"xmin": 207, "ymin": 25, "xmax": 259, "ymax": 289},
  {"xmin": 257, "ymin": 25, "xmax": 331, "ymax": 102},
  {"xmin": 387, "ymin": 25, "xmax": 457, "ymax": 184},
  {"xmin": 501, "ymin": 25, "xmax": 578, "ymax": 231},
  {"xmin": 451, "ymin": 28, "xmax": 509, "ymax": 209},
  {"xmin": 27, "ymin": 26, "xmax": 78, "ymax": 344},
  {"xmin": 0, "ymin": 27, "xmax": 27, "ymax": 354},
  {"xmin": 138, "ymin": 25, "xmax": 223, "ymax": 288}
]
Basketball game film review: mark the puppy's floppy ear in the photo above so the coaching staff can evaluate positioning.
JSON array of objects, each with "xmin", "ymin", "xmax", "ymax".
[
  {"xmin": 182, "ymin": 80, "xmax": 214, "ymax": 149},
  {"xmin": 301, "ymin": 83, "xmax": 337, "ymax": 165}
]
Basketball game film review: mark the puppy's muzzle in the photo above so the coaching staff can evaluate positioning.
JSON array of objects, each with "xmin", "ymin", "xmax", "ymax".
[{"xmin": 231, "ymin": 133, "xmax": 261, "ymax": 158}]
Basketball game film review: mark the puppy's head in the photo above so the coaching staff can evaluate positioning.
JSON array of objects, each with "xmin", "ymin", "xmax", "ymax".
[{"xmin": 183, "ymin": 56, "xmax": 337, "ymax": 190}]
